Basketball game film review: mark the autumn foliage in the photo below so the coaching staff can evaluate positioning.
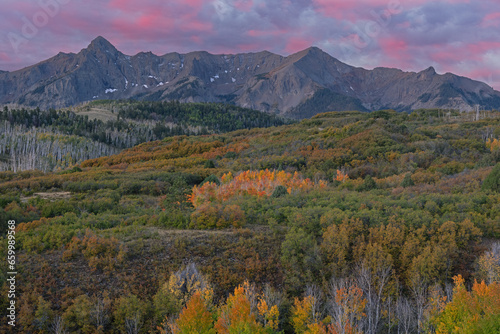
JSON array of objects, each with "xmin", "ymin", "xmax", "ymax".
[
  {"xmin": 328, "ymin": 283, "xmax": 367, "ymax": 334},
  {"xmin": 171, "ymin": 281, "xmax": 280, "ymax": 334},
  {"xmin": 62, "ymin": 229, "xmax": 126, "ymax": 271},
  {"xmin": 188, "ymin": 169, "xmax": 326, "ymax": 208},
  {"xmin": 433, "ymin": 275, "xmax": 500, "ymax": 333},
  {"xmin": 172, "ymin": 291, "xmax": 215, "ymax": 334},
  {"xmin": 6, "ymin": 109, "xmax": 500, "ymax": 334},
  {"xmin": 257, "ymin": 296, "xmax": 280, "ymax": 331},
  {"xmin": 215, "ymin": 284, "xmax": 265, "ymax": 334},
  {"xmin": 291, "ymin": 295, "xmax": 317, "ymax": 333},
  {"xmin": 486, "ymin": 138, "xmax": 500, "ymax": 152},
  {"xmin": 335, "ymin": 169, "xmax": 349, "ymax": 183},
  {"xmin": 188, "ymin": 169, "xmax": 326, "ymax": 229},
  {"xmin": 190, "ymin": 203, "xmax": 246, "ymax": 229},
  {"xmin": 290, "ymin": 284, "xmax": 367, "ymax": 334}
]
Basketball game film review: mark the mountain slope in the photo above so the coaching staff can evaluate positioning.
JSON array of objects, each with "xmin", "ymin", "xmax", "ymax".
[
  {"xmin": 1, "ymin": 36, "xmax": 500, "ymax": 117},
  {"xmin": 0, "ymin": 100, "xmax": 290, "ymax": 172}
]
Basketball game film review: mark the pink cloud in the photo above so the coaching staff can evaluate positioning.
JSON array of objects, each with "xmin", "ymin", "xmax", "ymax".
[
  {"xmin": 247, "ymin": 30, "xmax": 266, "ymax": 37},
  {"xmin": 111, "ymin": 18, "xmax": 152, "ymax": 40},
  {"xmin": 482, "ymin": 12, "xmax": 500, "ymax": 26},
  {"xmin": 0, "ymin": 52, "xmax": 10, "ymax": 62},
  {"xmin": 109, "ymin": 0, "xmax": 204, "ymax": 13},
  {"xmin": 312, "ymin": 0, "xmax": 357, "ymax": 19},
  {"xmin": 177, "ymin": 13, "xmax": 212, "ymax": 33},
  {"xmin": 0, "ymin": 1, "xmax": 40, "ymax": 16},
  {"xmin": 233, "ymin": 0, "xmax": 254, "ymax": 12},
  {"xmin": 378, "ymin": 37, "xmax": 413, "ymax": 68},
  {"xmin": 248, "ymin": 29, "xmax": 287, "ymax": 37},
  {"xmin": 467, "ymin": 41, "xmax": 500, "ymax": 55},
  {"xmin": 430, "ymin": 47, "xmax": 466, "ymax": 64},
  {"xmin": 312, "ymin": 0, "xmax": 471, "ymax": 21},
  {"xmin": 285, "ymin": 37, "xmax": 314, "ymax": 53},
  {"xmin": 136, "ymin": 12, "xmax": 166, "ymax": 29},
  {"xmin": 170, "ymin": 0, "xmax": 204, "ymax": 6},
  {"xmin": 107, "ymin": 0, "xmax": 212, "ymax": 50},
  {"xmin": 190, "ymin": 35, "xmax": 202, "ymax": 44},
  {"xmin": 236, "ymin": 43, "xmax": 264, "ymax": 52},
  {"xmin": 380, "ymin": 37, "xmax": 408, "ymax": 53},
  {"xmin": 396, "ymin": 21, "xmax": 411, "ymax": 29},
  {"xmin": 311, "ymin": 0, "xmax": 425, "ymax": 20},
  {"xmin": 429, "ymin": 41, "xmax": 500, "ymax": 66},
  {"xmin": 465, "ymin": 68, "xmax": 498, "ymax": 79}
]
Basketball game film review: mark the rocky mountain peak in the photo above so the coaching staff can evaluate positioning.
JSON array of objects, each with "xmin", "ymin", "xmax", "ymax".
[
  {"xmin": 287, "ymin": 46, "xmax": 325, "ymax": 61},
  {"xmin": 1, "ymin": 37, "xmax": 500, "ymax": 116},
  {"xmin": 424, "ymin": 66, "xmax": 436, "ymax": 74},
  {"xmin": 304, "ymin": 46, "xmax": 325, "ymax": 55},
  {"xmin": 416, "ymin": 66, "xmax": 437, "ymax": 81},
  {"xmin": 86, "ymin": 36, "xmax": 119, "ymax": 54}
]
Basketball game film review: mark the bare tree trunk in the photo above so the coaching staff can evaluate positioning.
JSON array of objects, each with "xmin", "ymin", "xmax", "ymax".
[
  {"xmin": 50, "ymin": 315, "xmax": 67, "ymax": 334},
  {"xmin": 409, "ymin": 275, "xmax": 428, "ymax": 334},
  {"xmin": 91, "ymin": 295, "xmax": 111, "ymax": 330},
  {"xmin": 305, "ymin": 284, "xmax": 323, "ymax": 323},
  {"xmin": 125, "ymin": 311, "xmax": 142, "ymax": 334},
  {"xmin": 327, "ymin": 277, "xmax": 365, "ymax": 334},
  {"xmin": 355, "ymin": 262, "xmax": 391, "ymax": 334},
  {"xmin": 395, "ymin": 296, "xmax": 414, "ymax": 334}
]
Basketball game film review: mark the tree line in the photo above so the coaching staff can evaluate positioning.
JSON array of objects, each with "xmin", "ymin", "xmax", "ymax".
[{"xmin": 0, "ymin": 102, "xmax": 290, "ymax": 172}]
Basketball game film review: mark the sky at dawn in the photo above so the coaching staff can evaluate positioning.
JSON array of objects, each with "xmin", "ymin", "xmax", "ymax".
[{"xmin": 1, "ymin": 0, "xmax": 500, "ymax": 89}]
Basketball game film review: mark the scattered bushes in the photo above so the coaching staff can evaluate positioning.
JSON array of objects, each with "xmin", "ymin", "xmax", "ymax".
[
  {"xmin": 62, "ymin": 230, "xmax": 127, "ymax": 271},
  {"xmin": 190, "ymin": 204, "xmax": 246, "ymax": 229}
]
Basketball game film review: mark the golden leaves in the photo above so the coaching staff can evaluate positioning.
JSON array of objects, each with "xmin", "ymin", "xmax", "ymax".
[
  {"xmin": 189, "ymin": 169, "xmax": 323, "ymax": 208},
  {"xmin": 434, "ymin": 275, "xmax": 500, "ymax": 334}
]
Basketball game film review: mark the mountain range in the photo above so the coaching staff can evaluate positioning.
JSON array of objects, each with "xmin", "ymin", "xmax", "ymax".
[{"xmin": 1, "ymin": 36, "xmax": 500, "ymax": 118}]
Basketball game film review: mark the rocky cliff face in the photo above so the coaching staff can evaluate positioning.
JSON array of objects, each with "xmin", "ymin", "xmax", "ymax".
[{"xmin": 1, "ymin": 36, "xmax": 499, "ymax": 118}]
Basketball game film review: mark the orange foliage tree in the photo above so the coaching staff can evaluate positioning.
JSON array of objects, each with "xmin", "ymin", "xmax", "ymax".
[
  {"xmin": 188, "ymin": 169, "xmax": 326, "ymax": 208},
  {"xmin": 291, "ymin": 295, "xmax": 317, "ymax": 333},
  {"xmin": 215, "ymin": 284, "xmax": 265, "ymax": 334},
  {"xmin": 257, "ymin": 296, "xmax": 280, "ymax": 331},
  {"xmin": 486, "ymin": 138, "xmax": 500, "ymax": 152},
  {"xmin": 291, "ymin": 294, "xmax": 349, "ymax": 334},
  {"xmin": 171, "ymin": 291, "xmax": 215, "ymax": 334},
  {"xmin": 214, "ymin": 282, "xmax": 279, "ymax": 334},
  {"xmin": 433, "ymin": 275, "xmax": 500, "ymax": 333},
  {"xmin": 335, "ymin": 169, "xmax": 349, "ymax": 183},
  {"xmin": 328, "ymin": 280, "xmax": 367, "ymax": 334}
]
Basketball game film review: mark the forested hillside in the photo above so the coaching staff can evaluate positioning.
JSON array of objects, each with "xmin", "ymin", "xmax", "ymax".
[
  {"xmin": 0, "ymin": 101, "xmax": 289, "ymax": 172},
  {"xmin": 0, "ymin": 109, "xmax": 499, "ymax": 333}
]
